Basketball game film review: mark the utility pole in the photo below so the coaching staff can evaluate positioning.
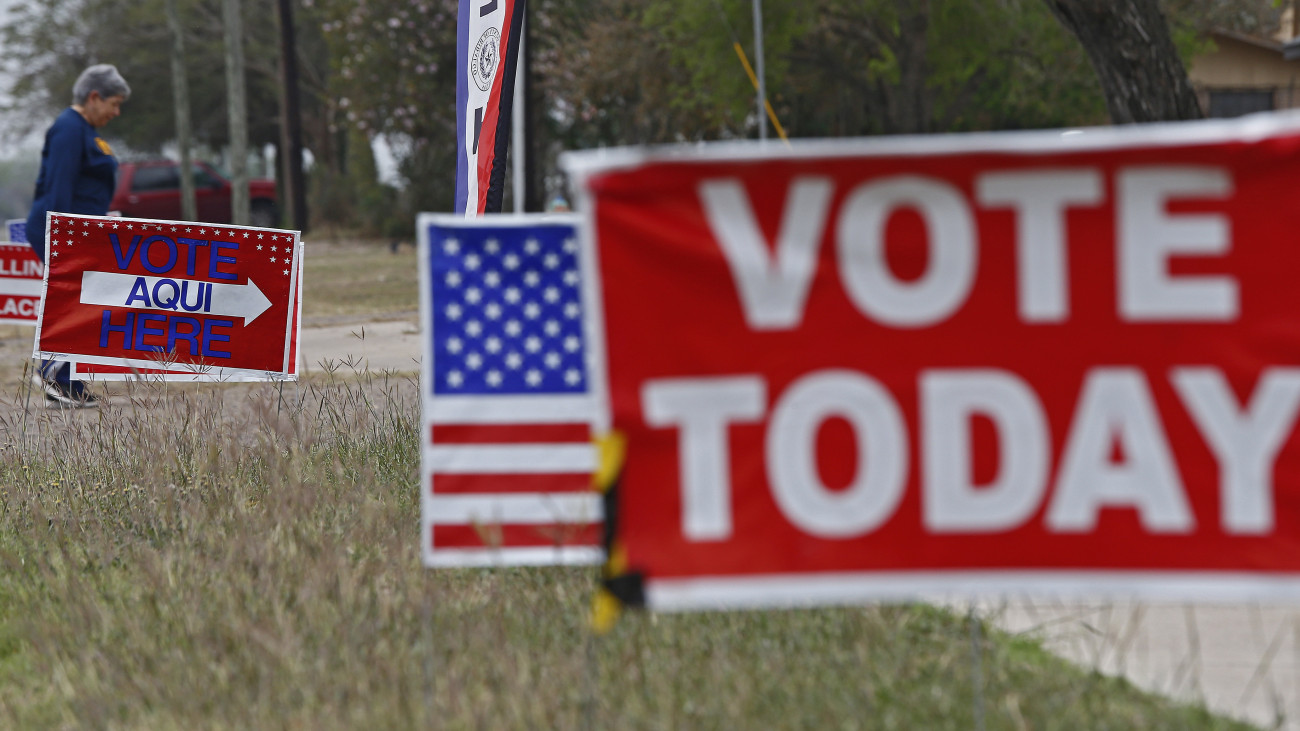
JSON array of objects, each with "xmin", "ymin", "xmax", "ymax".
[
  {"xmin": 512, "ymin": 17, "xmax": 525, "ymax": 214},
  {"xmin": 512, "ymin": 11, "xmax": 540, "ymax": 212},
  {"xmin": 277, "ymin": 0, "xmax": 307, "ymax": 231},
  {"xmin": 522, "ymin": 8, "xmax": 538, "ymax": 212},
  {"xmin": 223, "ymin": 0, "xmax": 250, "ymax": 225},
  {"xmin": 165, "ymin": 0, "xmax": 196, "ymax": 221},
  {"xmin": 753, "ymin": 0, "xmax": 767, "ymax": 141}
]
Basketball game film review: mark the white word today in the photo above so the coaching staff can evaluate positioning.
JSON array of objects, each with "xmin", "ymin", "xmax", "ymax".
[{"xmin": 645, "ymin": 368, "xmax": 1300, "ymax": 540}]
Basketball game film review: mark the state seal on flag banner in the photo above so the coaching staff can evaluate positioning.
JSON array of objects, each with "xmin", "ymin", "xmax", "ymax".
[{"xmin": 471, "ymin": 27, "xmax": 500, "ymax": 91}]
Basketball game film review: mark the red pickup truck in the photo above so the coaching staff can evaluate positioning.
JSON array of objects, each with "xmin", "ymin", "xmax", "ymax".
[{"xmin": 111, "ymin": 160, "xmax": 279, "ymax": 228}]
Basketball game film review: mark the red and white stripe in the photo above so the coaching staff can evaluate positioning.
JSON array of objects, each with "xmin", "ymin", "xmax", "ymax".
[{"xmin": 422, "ymin": 398, "xmax": 602, "ymax": 567}]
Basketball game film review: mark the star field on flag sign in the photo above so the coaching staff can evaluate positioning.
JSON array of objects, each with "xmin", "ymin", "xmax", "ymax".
[{"xmin": 430, "ymin": 226, "xmax": 587, "ymax": 395}]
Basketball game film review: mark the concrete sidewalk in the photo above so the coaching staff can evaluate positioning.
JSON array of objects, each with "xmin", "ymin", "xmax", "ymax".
[
  {"xmin": 982, "ymin": 599, "xmax": 1299, "ymax": 728},
  {"xmin": 299, "ymin": 319, "xmax": 422, "ymax": 374}
]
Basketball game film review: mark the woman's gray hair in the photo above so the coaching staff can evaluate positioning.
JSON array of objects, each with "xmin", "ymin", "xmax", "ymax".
[{"xmin": 72, "ymin": 64, "xmax": 130, "ymax": 105}]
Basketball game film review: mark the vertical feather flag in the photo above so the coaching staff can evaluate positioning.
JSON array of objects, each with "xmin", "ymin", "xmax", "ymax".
[{"xmin": 455, "ymin": 0, "xmax": 527, "ymax": 216}]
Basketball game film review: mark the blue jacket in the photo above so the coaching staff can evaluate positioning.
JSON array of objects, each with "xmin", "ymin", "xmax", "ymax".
[{"xmin": 26, "ymin": 107, "xmax": 118, "ymax": 261}]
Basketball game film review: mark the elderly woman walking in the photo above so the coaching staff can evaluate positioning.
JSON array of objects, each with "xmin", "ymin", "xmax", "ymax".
[{"xmin": 26, "ymin": 63, "xmax": 130, "ymax": 407}]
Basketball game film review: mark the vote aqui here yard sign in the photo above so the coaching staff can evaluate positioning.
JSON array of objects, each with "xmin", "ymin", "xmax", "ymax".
[{"xmin": 35, "ymin": 214, "xmax": 302, "ymax": 379}]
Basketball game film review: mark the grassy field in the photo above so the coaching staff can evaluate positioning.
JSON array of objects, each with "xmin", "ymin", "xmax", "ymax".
[
  {"xmin": 301, "ymin": 239, "xmax": 418, "ymax": 324},
  {"xmin": 0, "ymin": 241, "xmax": 1262, "ymax": 729}
]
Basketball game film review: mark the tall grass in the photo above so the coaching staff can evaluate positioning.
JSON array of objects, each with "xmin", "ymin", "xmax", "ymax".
[{"xmin": 0, "ymin": 366, "xmax": 1258, "ymax": 729}]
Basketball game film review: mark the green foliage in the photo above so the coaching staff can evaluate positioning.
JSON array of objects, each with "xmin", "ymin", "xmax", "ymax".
[
  {"xmin": 307, "ymin": 129, "xmax": 407, "ymax": 238},
  {"xmin": 1162, "ymin": 0, "xmax": 1283, "ymax": 64},
  {"xmin": 1, "ymin": 0, "xmax": 293, "ymax": 153},
  {"xmin": 3, "ymin": 0, "xmax": 1284, "ymax": 222},
  {"xmin": 312, "ymin": 0, "xmax": 455, "ymax": 142},
  {"xmin": 312, "ymin": 0, "xmax": 458, "ymax": 215},
  {"xmin": 535, "ymin": 0, "xmax": 1112, "ymax": 190},
  {"xmin": 641, "ymin": 0, "xmax": 808, "ymax": 136}
]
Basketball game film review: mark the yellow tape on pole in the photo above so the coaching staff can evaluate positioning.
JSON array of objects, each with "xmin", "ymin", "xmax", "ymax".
[
  {"xmin": 591, "ymin": 431, "xmax": 629, "ymax": 634},
  {"xmin": 733, "ymin": 41, "xmax": 790, "ymax": 145}
]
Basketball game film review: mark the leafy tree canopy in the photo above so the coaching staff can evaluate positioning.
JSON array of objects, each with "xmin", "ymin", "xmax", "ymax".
[
  {"xmin": 0, "ymin": 0, "xmax": 309, "ymax": 156},
  {"xmin": 0, "ymin": 0, "xmax": 1284, "ymax": 217}
]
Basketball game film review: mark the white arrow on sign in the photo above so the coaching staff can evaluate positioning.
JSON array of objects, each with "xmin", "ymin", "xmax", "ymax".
[{"xmin": 80, "ymin": 271, "xmax": 273, "ymax": 325}]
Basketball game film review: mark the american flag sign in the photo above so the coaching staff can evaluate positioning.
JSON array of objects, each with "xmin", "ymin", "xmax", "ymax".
[{"xmin": 418, "ymin": 213, "xmax": 603, "ymax": 567}]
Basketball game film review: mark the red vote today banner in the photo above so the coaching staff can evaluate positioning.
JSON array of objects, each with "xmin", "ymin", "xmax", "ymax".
[
  {"xmin": 36, "ymin": 214, "xmax": 301, "ymax": 378},
  {"xmin": 568, "ymin": 115, "xmax": 1300, "ymax": 610}
]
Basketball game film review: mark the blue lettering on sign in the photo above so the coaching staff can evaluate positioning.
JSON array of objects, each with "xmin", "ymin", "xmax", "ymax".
[
  {"xmin": 135, "ymin": 313, "xmax": 166, "ymax": 352},
  {"xmin": 98, "ymin": 309, "xmax": 233, "ymax": 359},
  {"xmin": 177, "ymin": 237, "xmax": 209, "ymax": 276},
  {"xmin": 140, "ymin": 235, "xmax": 177, "ymax": 274},
  {"xmin": 109, "ymin": 234, "xmax": 142, "ymax": 271},
  {"xmin": 202, "ymin": 318, "xmax": 233, "ymax": 358},
  {"xmin": 121, "ymin": 276, "xmax": 212, "ymax": 312},
  {"xmin": 210, "ymin": 240, "xmax": 239, "ymax": 281},
  {"xmin": 125, "ymin": 277, "xmax": 151, "ymax": 307},
  {"xmin": 107, "ymin": 234, "xmax": 234, "ymax": 278},
  {"xmin": 100, "ymin": 310, "xmax": 134, "ymax": 349},
  {"xmin": 167, "ymin": 316, "xmax": 201, "ymax": 355},
  {"xmin": 180, "ymin": 280, "xmax": 206, "ymax": 312},
  {"xmin": 153, "ymin": 279, "xmax": 180, "ymax": 309}
]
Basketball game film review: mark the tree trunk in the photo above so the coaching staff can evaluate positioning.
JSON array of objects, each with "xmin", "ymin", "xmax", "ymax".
[
  {"xmin": 891, "ymin": 0, "xmax": 931, "ymax": 133},
  {"xmin": 276, "ymin": 0, "xmax": 307, "ymax": 232},
  {"xmin": 1044, "ymin": 0, "xmax": 1202, "ymax": 123},
  {"xmin": 223, "ymin": 0, "xmax": 250, "ymax": 225},
  {"xmin": 165, "ymin": 0, "xmax": 196, "ymax": 222}
]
